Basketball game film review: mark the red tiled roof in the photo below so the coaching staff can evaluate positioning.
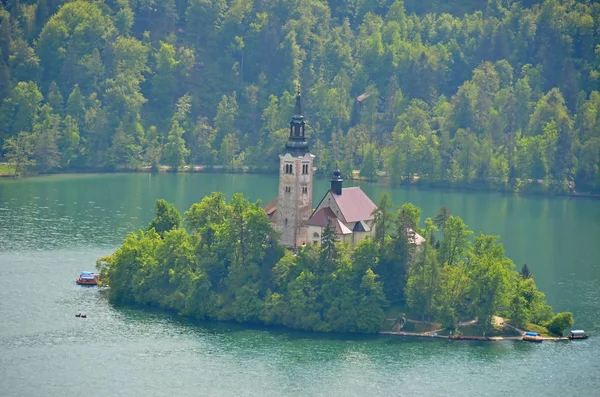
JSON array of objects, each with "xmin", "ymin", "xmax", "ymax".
[
  {"xmin": 332, "ymin": 187, "xmax": 377, "ymax": 223},
  {"xmin": 307, "ymin": 207, "xmax": 352, "ymax": 235},
  {"xmin": 263, "ymin": 198, "xmax": 277, "ymax": 214},
  {"xmin": 407, "ymin": 228, "xmax": 426, "ymax": 246},
  {"xmin": 306, "ymin": 207, "xmax": 334, "ymax": 227},
  {"xmin": 262, "ymin": 198, "xmax": 278, "ymax": 221},
  {"xmin": 356, "ymin": 93, "xmax": 371, "ymax": 102}
]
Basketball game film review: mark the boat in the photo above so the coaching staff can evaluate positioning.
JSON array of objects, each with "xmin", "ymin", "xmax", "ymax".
[
  {"xmin": 568, "ymin": 330, "xmax": 588, "ymax": 340},
  {"xmin": 76, "ymin": 271, "xmax": 98, "ymax": 286},
  {"xmin": 523, "ymin": 331, "xmax": 543, "ymax": 343}
]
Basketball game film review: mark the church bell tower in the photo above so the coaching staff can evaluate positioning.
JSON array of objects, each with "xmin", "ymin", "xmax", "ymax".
[{"xmin": 276, "ymin": 87, "xmax": 315, "ymax": 249}]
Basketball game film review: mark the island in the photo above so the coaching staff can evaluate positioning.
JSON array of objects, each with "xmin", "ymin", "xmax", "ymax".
[
  {"xmin": 97, "ymin": 86, "xmax": 575, "ymax": 340},
  {"xmin": 96, "ymin": 193, "xmax": 575, "ymax": 339}
]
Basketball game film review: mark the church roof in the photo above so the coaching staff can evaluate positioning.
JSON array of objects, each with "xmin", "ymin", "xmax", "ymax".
[
  {"xmin": 331, "ymin": 187, "xmax": 377, "ymax": 223},
  {"xmin": 262, "ymin": 198, "xmax": 278, "ymax": 222},
  {"xmin": 407, "ymin": 228, "xmax": 426, "ymax": 246},
  {"xmin": 306, "ymin": 207, "xmax": 352, "ymax": 235},
  {"xmin": 353, "ymin": 220, "xmax": 371, "ymax": 232}
]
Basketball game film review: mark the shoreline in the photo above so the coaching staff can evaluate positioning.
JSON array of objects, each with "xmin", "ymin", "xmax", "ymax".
[
  {"xmin": 2, "ymin": 164, "xmax": 599, "ymax": 200},
  {"xmin": 379, "ymin": 331, "xmax": 571, "ymax": 342},
  {"xmin": 102, "ymin": 294, "xmax": 577, "ymax": 344}
]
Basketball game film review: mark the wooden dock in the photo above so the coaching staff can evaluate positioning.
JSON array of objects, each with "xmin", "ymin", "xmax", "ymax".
[
  {"xmin": 379, "ymin": 331, "xmax": 570, "ymax": 342},
  {"xmin": 379, "ymin": 331, "xmax": 449, "ymax": 339}
]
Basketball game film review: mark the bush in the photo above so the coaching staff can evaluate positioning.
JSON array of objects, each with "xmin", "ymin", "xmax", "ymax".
[{"xmin": 545, "ymin": 312, "xmax": 574, "ymax": 336}]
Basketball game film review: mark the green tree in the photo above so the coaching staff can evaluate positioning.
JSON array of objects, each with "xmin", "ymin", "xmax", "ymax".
[
  {"xmin": 59, "ymin": 115, "xmax": 80, "ymax": 167},
  {"xmin": 189, "ymin": 117, "xmax": 217, "ymax": 165},
  {"xmin": 219, "ymin": 133, "xmax": 239, "ymax": 170},
  {"xmin": 520, "ymin": 264, "xmax": 532, "ymax": 279},
  {"xmin": 466, "ymin": 234, "xmax": 513, "ymax": 326},
  {"xmin": 440, "ymin": 216, "xmax": 472, "ymax": 266},
  {"xmin": 360, "ymin": 143, "xmax": 378, "ymax": 181},
  {"xmin": 32, "ymin": 104, "xmax": 61, "ymax": 172},
  {"xmin": 47, "ymin": 81, "xmax": 64, "ymax": 116},
  {"xmin": 509, "ymin": 274, "xmax": 551, "ymax": 328},
  {"xmin": 36, "ymin": 0, "xmax": 114, "ymax": 88},
  {"xmin": 355, "ymin": 269, "xmax": 387, "ymax": 333},
  {"xmin": 0, "ymin": 81, "xmax": 42, "ymax": 144},
  {"xmin": 433, "ymin": 207, "xmax": 451, "ymax": 233},
  {"xmin": 114, "ymin": 4, "xmax": 134, "ymax": 36},
  {"xmin": 184, "ymin": 192, "xmax": 229, "ymax": 235},
  {"xmin": 162, "ymin": 120, "xmax": 190, "ymax": 170},
  {"xmin": 151, "ymin": 42, "xmax": 179, "ymax": 120},
  {"xmin": 2, "ymin": 132, "xmax": 35, "ymax": 175},
  {"xmin": 143, "ymin": 125, "xmax": 162, "ymax": 171},
  {"xmin": 545, "ymin": 312, "xmax": 574, "ymax": 336},
  {"xmin": 372, "ymin": 192, "xmax": 394, "ymax": 245},
  {"xmin": 66, "ymin": 85, "xmax": 85, "ymax": 126},
  {"xmin": 77, "ymin": 48, "xmax": 105, "ymax": 94},
  {"xmin": 405, "ymin": 245, "xmax": 439, "ymax": 320},
  {"xmin": 319, "ymin": 220, "xmax": 339, "ymax": 275},
  {"xmin": 214, "ymin": 93, "xmax": 238, "ymax": 144},
  {"xmin": 147, "ymin": 199, "xmax": 182, "ymax": 237}
]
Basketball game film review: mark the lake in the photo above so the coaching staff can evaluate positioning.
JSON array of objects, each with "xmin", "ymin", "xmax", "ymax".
[{"xmin": 1, "ymin": 173, "xmax": 599, "ymax": 396}]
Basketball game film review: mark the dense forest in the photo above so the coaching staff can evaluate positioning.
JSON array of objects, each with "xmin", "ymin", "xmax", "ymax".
[
  {"xmin": 1, "ymin": 0, "xmax": 600, "ymax": 193},
  {"xmin": 98, "ymin": 193, "xmax": 574, "ymax": 335}
]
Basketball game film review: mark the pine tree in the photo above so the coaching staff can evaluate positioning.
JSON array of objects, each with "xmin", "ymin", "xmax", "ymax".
[
  {"xmin": 47, "ymin": 81, "xmax": 64, "ymax": 116},
  {"xmin": 521, "ymin": 264, "xmax": 532, "ymax": 279},
  {"xmin": 319, "ymin": 220, "xmax": 338, "ymax": 275},
  {"xmin": 66, "ymin": 85, "xmax": 85, "ymax": 126},
  {"xmin": 35, "ymin": 0, "xmax": 49, "ymax": 36}
]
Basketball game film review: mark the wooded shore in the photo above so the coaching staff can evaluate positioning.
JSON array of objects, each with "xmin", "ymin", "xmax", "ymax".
[{"xmin": 3, "ymin": 163, "xmax": 599, "ymax": 199}]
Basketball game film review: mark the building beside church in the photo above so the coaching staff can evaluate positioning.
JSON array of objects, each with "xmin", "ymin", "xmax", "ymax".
[
  {"xmin": 306, "ymin": 170, "xmax": 377, "ymax": 246},
  {"xmin": 263, "ymin": 89, "xmax": 379, "ymax": 249}
]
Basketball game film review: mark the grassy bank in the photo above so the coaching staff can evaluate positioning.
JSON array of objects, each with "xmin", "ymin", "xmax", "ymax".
[{"xmin": 0, "ymin": 164, "xmax": 16, "ymax": 177}]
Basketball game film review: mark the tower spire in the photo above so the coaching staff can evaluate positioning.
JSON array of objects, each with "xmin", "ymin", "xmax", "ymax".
[
  {"xmin": 294, "ymin": 83, "xmax": 302, "ymax": 116},
  {"xmin": 331, "ymin": 168, "xmax": 343, "ymax": 195},
  {"xmin": 286, "ymin": 84, "xmax": 308, "ymax": 156}
]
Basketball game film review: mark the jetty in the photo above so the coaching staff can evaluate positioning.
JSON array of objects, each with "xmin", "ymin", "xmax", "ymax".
[
  {"xmin": 379, "ymin": 330, "xmax": 570, "ymax": 342},
  {"xmin": 380, "ymin": 315, "xmax": 575, "ymax": 342}
]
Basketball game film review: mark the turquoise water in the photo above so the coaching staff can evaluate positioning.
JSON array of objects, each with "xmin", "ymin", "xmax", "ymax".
[{"xmin": 1, "ymin": 173, "xmax": 599, "ymax": 396}]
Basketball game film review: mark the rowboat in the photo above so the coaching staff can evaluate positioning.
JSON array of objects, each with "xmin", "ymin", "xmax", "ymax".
[
  {"xmin": 523, "ymin": 332, "xmax": 543, "ymax": 343},
  {"xmin": 76, "ymin": 271, "xmax": 98, "ymax": 286},
  {"xmin": 568, "ymin": 330, "xmax": 588, "ymax": 340}
]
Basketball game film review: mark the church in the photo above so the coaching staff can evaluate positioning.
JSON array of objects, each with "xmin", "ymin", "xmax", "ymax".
[{"xmin": 263, "ymin": 89, "xmax": 378, "ymax": 249}]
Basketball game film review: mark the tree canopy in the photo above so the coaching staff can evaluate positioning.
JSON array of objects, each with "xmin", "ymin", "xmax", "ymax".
[
  {"xmin": 98, "ymin": 193, "xmax": 562, "ymax": 334},
  {"xmin": 1, "ymin": 0, "xmax": 599, "ymax": 193}
]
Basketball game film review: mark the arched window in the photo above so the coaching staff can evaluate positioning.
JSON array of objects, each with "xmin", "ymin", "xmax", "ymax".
[
  {"xmin": 285, "ymin": 164, "xmax": 293, "ymax": 174},
  {"xmin": 313, "ymin": 232, "xmax": 319, "ymax": 238},
  {"xmin": 285, "ymin": 218, "xmax": 288, "ymax": 226}
]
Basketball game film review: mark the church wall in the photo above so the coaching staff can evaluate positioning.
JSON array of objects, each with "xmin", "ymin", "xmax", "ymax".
[
  {"xmin": 351, "ymin": 230, "xmax": 375, "ymax": 246},
  {"xmin": 314, "ymin": 191, "xmax": 345, "ymax": 223},
  {"xmin": 277, "ymin": 153, "xmax": 314, "ymax": 249},
  {"xmin": 340, "ymin": 234, "xmax": 352, "ymax": 244},
  {"xmin": 309, "ymin": 190, "xmax": 378, "ymax": 248},
  {"xmin": 307, "ymin": 225, "xmax": 322, "ymax": 246}
]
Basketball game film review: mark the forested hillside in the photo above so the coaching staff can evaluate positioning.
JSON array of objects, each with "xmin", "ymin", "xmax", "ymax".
[{"xmin": 1, "ymin": 0, "xmax": 600, "ymax": 193}]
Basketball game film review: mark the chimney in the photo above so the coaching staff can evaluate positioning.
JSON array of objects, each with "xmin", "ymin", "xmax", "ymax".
[{"xmin": 331, "ymin": 169, "xmax": 343, "ymax": 195}]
